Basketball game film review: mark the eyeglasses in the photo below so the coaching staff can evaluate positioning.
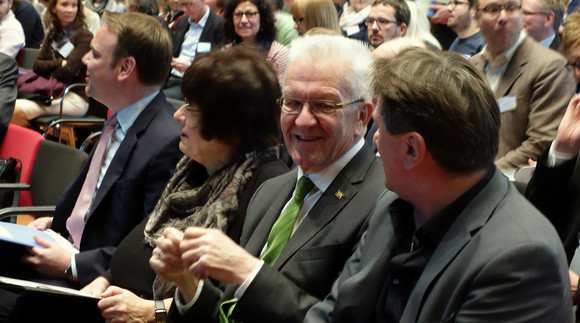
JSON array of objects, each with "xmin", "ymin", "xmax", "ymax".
[
  {"xmin": 448, "ymin": 0, "xmax": 469, "ymax": 8},
  {"xmin": 365, "ymin": 17, "xmax": 399, "ymax": 27},
  {"xmin": 293, "ymin": 16, "xmax": 304, "ymax": 24},
  {"xmin": 477, "ymin": 1, "xmax": 521, "ymax": 17},
  {"xmin": 567, "ymin": 61, "xmax": 580, "ymax": 71},
  {"xmin": 233, "ymin": 11, "xmax": 259, "ymax": 20},
  {"xmin": 183, "ymin": 100, "xmax": 201, "ymax": 112},
  {"xmin": 522, "ymin": 10, "xmax": 548, "ymax": 15},
  {"xmin": 278, "ymin": 96, "xmax": 363, "ymax": 116}
]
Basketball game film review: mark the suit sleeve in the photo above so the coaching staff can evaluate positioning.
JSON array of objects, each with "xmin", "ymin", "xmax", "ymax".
[
  {"xmin": 455, "ymin": 242, "xmax": 573, "ymax": 322},
  {"xmin": 495, "ymin": 61, "xmax": 575, "ymax": 169},
  {"xmin": 526, "ymin": 149, "xmax": 577, "ymax": 241}
]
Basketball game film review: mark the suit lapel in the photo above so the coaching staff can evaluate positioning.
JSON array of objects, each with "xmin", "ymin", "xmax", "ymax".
[
  {"xmin": 494, "ymin": 38, "xmax": 530, "ymax": 98},
  {"xmin": 88, "ymin": 93, "xmax": 167, "ymax": 216},
  {"xmin": 273, "ymin": 145, "xmax": 376, "ymax": 270},
  {"xmin": 401, "ymin": 170, "xmax": 509, "ymax": 322},
  {"xmin": 241, "ymin": 171, "xmax": 297, "ymax": 256}
]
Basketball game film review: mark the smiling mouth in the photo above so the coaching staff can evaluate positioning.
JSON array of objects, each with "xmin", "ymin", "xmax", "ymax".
[{"xmin": 295, "ymin": 135, "xmax": 319, "ymax": 142}]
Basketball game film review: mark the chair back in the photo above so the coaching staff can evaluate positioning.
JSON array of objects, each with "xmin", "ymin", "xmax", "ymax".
[
  {"xmin": 0, "ymin": 125, "xmax": 44, "ymax": 206},
  {"xmin": 16, "ymin": 48, "xmax": 40, "ymax": 72},
  {"xmin": 30, "ymin": 141, "xmax": 88, "ymax": 206}
]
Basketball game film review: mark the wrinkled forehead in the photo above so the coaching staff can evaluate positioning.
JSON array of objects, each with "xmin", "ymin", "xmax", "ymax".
[{"xmin": 284, "ymin": 59, "xmax": 351, "ymax": 100}]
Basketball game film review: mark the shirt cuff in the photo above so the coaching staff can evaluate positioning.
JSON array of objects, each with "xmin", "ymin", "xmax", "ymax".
[
  {"xmin": 234, "ymin": 260, "xmax": 264, "ymax": 299},
  {"xmin": 547, "ymin": 142, "xmax": 578, "ymax": 167},
  {"xmin": 175, "ymin": 279, "xmax": 205, "ymax": 315},
  {"xmin": 70, "ymin": 254, "xmax": 78, "ymax": 280}
]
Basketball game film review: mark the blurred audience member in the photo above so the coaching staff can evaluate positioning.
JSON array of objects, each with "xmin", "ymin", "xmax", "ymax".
[
  {"xmin": 291, "ymin": 0, "xmax": 340, "ymax": 36},
  {"xmin": 522, "ymin": 0, "xmax": 565, "ymax": 52},
  {"xmin": 224, "ymin": 0, "xmax": 288, "ymax": 85},
  {"xmin": 447, "ymin": 0, "xmax": 485, "ymax": 57},
  {"xmin": 12, "ymin": 0, "xmax": 91, "ymax": 126},
  {"xmin": 12, "ymin": 0, "xmax": 44, "ymax": 48},
  {"xmin": 563, "ymin": 11, "xmax": 580, "ymax": 90},
  {"xmin": 405, "ymin": 0, "xmax": 442, "ymax": 49},
  {"xmin": 269, "ymin": 0, "xmax": 298, "ymax": 46},
  {"xmin": 164, "ymin": 0, "xmax": 185, "ymax": 33},
  {"xmin": 471, "ymin": 0, "xmax": 574, "ymax": 170},
  {"xmin": 0, "ymin": 53, "xmax": 17, "ymax": 141},
  {"xmin": 163, "ymin": 0, "xmax": 223, "ymax": 100},
  {"xmin": 0, "ymin": 0, "xmax": 25, "ymax": 58},
  {"xmin": 366, "ymin": 0, "xmax": 409, "ymax": 48},
  {"xmin": 339, "ymin": 0, "xmax": 372, "ymax": 42}
]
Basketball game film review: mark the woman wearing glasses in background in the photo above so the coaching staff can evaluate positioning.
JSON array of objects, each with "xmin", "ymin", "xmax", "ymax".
[
  {"xmin": 223, "ymin": 0, "xmax": 288, "ymax": 86},
  {"xmin": 291, "ymin": 0, "xmax": 341, "ymax": 36}
]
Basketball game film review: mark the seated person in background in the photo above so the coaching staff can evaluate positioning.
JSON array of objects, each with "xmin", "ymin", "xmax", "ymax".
[
  {"xmin": 83, "ymin": 0, "xmax": 125, "ymax": 21},
  {"xmin": 223, "ymin": 0, "xmax": 288, "ymax": 86},
  {"xmin": 339, "ymin": 0, "xmax": 371, "ymax": 42},
  {"xmin": 447, "ymin": 0, "xmax": 485, "ymax": 57},
  {"xmin": 152, "ymin": 34, "xmax": 387, "ymax": 323},
  {"xmin": 269, "ymin": 0, "xmax": 298, "ymax": 47},
  {"xmin": 305, "ymin": 47, "xmax": 573, "ymax": 323},
  {"xmin": 522, "ymin": 0, "xmax": 565, "ymax": 52},
  {"xmin": 163, "ymin": 0, "xmax": 223, "ymax": 100},
  {"xmin": 10, "ymin": 45, "xmax": 289, "ymax": 323},
  {"xmin": 0, "ymin": 0, "xmax": 24, "ymax": 58},
  {"xmin": 291, "ymin": 0, "xmax": 341, "ymax": 37},
  {"xmin": 470, "ymin": 0, "xmax": 575, "ymax": 171},
  {"xmin": 11, "ymin": 0, "xmax": 92, "ymax": 126},
  {"xmin": 12, "ymin": 0, "xmax": 45, "ymax": 48},
  {"xmin": 0, "ymin": 53, "xmax": 17, "ymax": 141}
]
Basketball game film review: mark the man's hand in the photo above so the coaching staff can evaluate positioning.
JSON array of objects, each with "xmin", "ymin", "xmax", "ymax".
[
  {"xmin": 98, "ymin": 286, "xmax": 154, "ymax": 323},
  {"xmin": 180, "ymin": 227, "xmax": 261, "ymax": 286},
  {"xmin": 429, "ymin": 3, "xmax": 450, "ymax": 24},
  {"xmin": 170, "ymin": 58, "xmax": 191, "ymax": 73},
  {"xmin": 81, "ymin": 276, "xmax": 111, "ymax": 297},
  {"xmin": 28, "ymin": 216, "xmax": 53, "ymax": 230},
  {"xmin": 553, "ymin": 94, "xmax": 580, "ymax": 155},
  {"xmin": 150, "ymin": 228, "xmax": 200, "ymax": 303},
  {"xmin": 22, "ymin": 235, "xmax": 71, "ymax": 278},
  {"xmin": 570, "ymin": 270, "xmax": 579, "ymax": 305}
]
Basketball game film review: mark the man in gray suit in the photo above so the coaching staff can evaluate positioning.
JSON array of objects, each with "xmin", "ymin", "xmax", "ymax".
[
  {"xmin": 305, "ymin": 48, "xmax": 573, "ymax": 322},
  {"xmin": 470, "ymin": 0, "xmax": 574, "ymax": 171},
  {"xmin": 150, "ymin": 34, "xmax": 386, "ymax": 323}
]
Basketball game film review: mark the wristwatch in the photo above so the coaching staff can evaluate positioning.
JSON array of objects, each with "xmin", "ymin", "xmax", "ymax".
[
  {"xmin": 64, "ymin": 263, "xmax": 74, "ymax": 280},
  {"xmin": 154, "ymin": 299, "xmax": 167, "ymax": 323}
]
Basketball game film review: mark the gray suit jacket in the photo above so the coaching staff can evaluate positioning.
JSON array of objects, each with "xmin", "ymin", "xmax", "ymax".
[
  {"xmin": 0, "ymin": 53, "xmax": 17, "ymax": 140},
  {"xmin": 168, "ymin": 144, "xmax": 387, "ymax": 323},
  {"xmin": 471, "ymin": 37, "xmax": 575, "ymax": 170},
  {"xmin": 306, "ymin": 169, "xmax": 573, "ymax": 322}
]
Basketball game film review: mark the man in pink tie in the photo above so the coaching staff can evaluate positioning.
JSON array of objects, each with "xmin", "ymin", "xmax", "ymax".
[{"xmin": 20, "ymin": 12, "xmax": 183, "ymax": 288}]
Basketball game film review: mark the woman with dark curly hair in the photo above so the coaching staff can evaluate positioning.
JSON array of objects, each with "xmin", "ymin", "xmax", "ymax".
[
  {"xmin": 223, "ymin": 0, "xmax": 288, "ymax": 85},
  {"xmin": 11, "ymin": 0, "xmax": 91, "ymax": 126}
]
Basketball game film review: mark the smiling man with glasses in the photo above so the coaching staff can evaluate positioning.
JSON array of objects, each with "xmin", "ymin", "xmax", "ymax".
[
  {"xmin": 470, "ymin": 0, "xmax": 575, "ymax": 172},
  {"xmin": 522, "ymin": 0, "xmax": 565, "ymax": 52},
  {"xmin": 365, "ymin": 0, "xmax": 409, "ymax": 48},
  {"xmin": 447, "ymin": 0, "xmax": 486, "ymax": 57}
]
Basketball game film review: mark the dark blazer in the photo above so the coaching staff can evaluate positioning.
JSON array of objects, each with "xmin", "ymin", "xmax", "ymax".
[
  {"xmin": 306, "ymin": 170, "xmax": 573, "ymax": 322},
  {"xmin": 470, "ymin": 37, "xmax": 575, "ymax": 170},
  {"xmin": 168, "ymin": 144, "xmax": 387, "ymax": 323},
  {"xmin": 51, "ymin": 92, "xmax": 183, "ymax": 286},
  {"xmin": 526, "ymin": 149, "xmax": 580, "ymax": 262},
  {"xmin": 550, "ymin": 34, "xmax": 564, "ymax": 54},
  {"xmin": 172, "ymin": 9, "xmax": 223, "ymax": 58},
  {"xmin": 13, "ymin": 1, "xmax": 44, "ymax": 49},
  {"xmin": 0, "ymin": 53, "xmax": 17, "ymax": 141}
]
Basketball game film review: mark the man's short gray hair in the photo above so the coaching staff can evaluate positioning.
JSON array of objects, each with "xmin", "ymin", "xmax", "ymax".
[{"xmin": 286, "ymin": 35, "xmax": 373, "ymax": 102}]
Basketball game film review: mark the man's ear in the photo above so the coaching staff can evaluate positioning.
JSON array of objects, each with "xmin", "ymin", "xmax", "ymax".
[
  {"xmin": 354, "ymin": 101, "xmax": 373, "ymax": 137},
  {"xmin": 403, "ymin": 132, "xmax": 426, "ymax": 170},
  {"xmin": 399, "ymin": 22, "xmax": 407, "ymax": 36},
  {"xmin": 117, "ymin": 56, "xmax": 137, "ymax": 82},
  {"xmin": 544, "ymin": 11, "xmax": 555, "ymax": 28}
]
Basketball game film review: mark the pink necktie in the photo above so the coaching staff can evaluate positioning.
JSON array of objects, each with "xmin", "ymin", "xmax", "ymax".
[{"xmin": 66, "ymin": 115, "xmax": 118, "ymax": 249}]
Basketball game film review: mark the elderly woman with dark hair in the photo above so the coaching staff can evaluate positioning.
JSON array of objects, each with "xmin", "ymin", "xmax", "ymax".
[
  {"xmin": 223, "ymin": 0, "xmax": 288, "ymax": 85},
  {"xmin": 8, "ymin": 46, "xmax": 288, "ymax": 323}
]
